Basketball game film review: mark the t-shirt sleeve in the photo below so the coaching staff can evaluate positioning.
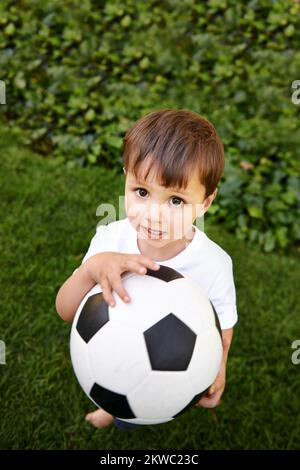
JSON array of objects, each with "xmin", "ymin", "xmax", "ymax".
[
  {"xmin": 209, "ymin": 256, "xmax": 238, "ymax": 329},
  {"xmin": 72, "ymin": 224, "xmax": 110, "ymax": 276}
]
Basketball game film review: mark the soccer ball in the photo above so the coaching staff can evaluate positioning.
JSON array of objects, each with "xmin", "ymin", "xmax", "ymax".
[{"xmin": 70, "ymin": 264, "xmax": 223, "ymax": 426}]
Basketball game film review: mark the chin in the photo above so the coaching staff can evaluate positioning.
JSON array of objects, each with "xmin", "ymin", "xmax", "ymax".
[{"xmin": 146, "ymin": 237, "xmax": 170, "ymax": 244}]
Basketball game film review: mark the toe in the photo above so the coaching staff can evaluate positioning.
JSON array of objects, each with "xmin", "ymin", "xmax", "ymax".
[{"xmin": 85, "ymin": 409, "xmax": 114, "ymax": 428}]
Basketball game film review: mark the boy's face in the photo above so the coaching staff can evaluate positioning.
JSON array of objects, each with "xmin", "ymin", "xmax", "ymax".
[{"xmin": 124, "ymin": 160, "xmax": 217, "ymax": 250}]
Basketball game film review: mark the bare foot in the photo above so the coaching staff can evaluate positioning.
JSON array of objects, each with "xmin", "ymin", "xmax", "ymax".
[{"xmin": 85, "ymin": 408, "xmax": 114, "ymax": 428}]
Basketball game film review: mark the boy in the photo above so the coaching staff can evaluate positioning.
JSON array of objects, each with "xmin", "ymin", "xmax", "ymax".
[{"xmin": 55, "ymin": 109, "xmax": 238, "ymax": 432}]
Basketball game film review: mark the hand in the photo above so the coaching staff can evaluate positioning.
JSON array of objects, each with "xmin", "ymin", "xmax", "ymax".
[
  {"xmin": 83, "ymin": 252, "xmax": 160, "ymax": 307},
  {"xmin": 195, "ymin": 359, "xmax": 226, "ymax": 409}
]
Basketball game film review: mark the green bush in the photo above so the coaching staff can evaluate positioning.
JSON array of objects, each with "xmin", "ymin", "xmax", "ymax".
[{"xmin": 1, "ymin": 0, "xmax": 299, "ymax": 252}]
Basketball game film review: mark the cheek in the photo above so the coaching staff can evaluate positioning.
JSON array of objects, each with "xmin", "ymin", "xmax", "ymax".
[
  {"xmin": 182, "ymin": 204, "xmax": 198, "ymax": 224},
  {"xmin": 125, "ymin": 194, "xmax": 147, "ymax": 220},
  {"xmin": 172, "ymin": 205, "xmax": 196, "ymax": 225},
  {"xmin": 169, "ymin": 206, "xmax": 196, "ymax": 235}
]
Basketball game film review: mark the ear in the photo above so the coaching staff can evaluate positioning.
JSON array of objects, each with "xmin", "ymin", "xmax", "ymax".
[
  {"xmin": 123, "ymin": 167, "xmax": 126, "ymax": 175},
  {"xmin": 202, "ymin": 188, "xmax": 218, "ymax": 214}
]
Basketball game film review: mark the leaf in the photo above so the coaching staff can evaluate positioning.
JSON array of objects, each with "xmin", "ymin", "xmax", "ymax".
[
  {"xmin": 14, "ymin": 73, "xmax": 26, "ymax": 90},
  {"xmin": 281, "ymin": 191, "xmax": 296, "ymax": 205},
  {"xmin": 264, "ymin": 232, "xmax": 276, "ymax": 252},
  {"xmin": 121, "ymin": 15, "xmax": 131, "ymax": 28},
  {"xmin": 276, "ymin": 227, "xmax": 288, "ymax": 248},
  {"xmin": 248, "ymin": 206, "xmax": 263, "ymax": 219},
  {"xmin": 139, "ymin": 57, "xmax": 150, "ymax": 70},
  {"xmin": 105, "ymin": 135, "xmax": 123, "ymax": 150},
  {"xmin": 84, "ymin": 109, "xmax": 96, "ymax": 122},
  {"xmin": 208, "ymin": 204, "xmax": 219, "ymax": 215},
  {"xmin": 284, "ymin": 25, "xmax": 295, "ymax": 37},
  {"xmin": 4, "ymin": 23, "xmax": 15, "ymax": 36}
]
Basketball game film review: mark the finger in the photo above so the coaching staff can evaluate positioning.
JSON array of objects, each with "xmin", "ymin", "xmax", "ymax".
[
  {"xmin": 109, "ymin": 273, "xmax": 131, "ymax": 303},
  {"xmin": 208, "ymin": 384, "xmax": 223, "ymax": 396},
  {"xmin": 125, "ymin": 257, "xmax": 160, "ymax": 274},
  {"xmin": 197, "ymin": 393, "xmax": 215, "ymax": 405},
  {"xmin": 125, "ymin": 261, "xmax": 149, "ymax": 275},
  {"xmin": 100, "ymin": 277, "xmax": 116, "ymax": 307},
  {"xmin": 196, "ymin": 397, "xmax": 219, "ymax": 409},
  {"xmin": 132, "ymin": 256, "xmax": 160, "ymax": 271},
  {"xmin": 140, "ymin": 257, "xmax": 160, "ymax": 272}
]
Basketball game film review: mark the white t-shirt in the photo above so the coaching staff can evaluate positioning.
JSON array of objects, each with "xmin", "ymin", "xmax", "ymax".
[{"xmin": 74, "ymin": 217, "xmax": 238, "ymax": 330}]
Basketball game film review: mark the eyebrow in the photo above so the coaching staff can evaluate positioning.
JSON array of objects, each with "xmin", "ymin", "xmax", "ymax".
[{"xmin": 133, "ymin": 178, "xmax": 190, "ymax": 197}]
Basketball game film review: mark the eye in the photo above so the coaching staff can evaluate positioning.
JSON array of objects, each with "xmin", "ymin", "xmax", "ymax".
[
  {"xmin": 134, "ymin": 187, "xmax": 148, "ymax": 198},
  {"xmin": 134, "ymin": 188, "xmax": 186, "ymax": 207},
  {"xmin": 170, "ymin": 196, "xmax": 185, "ymax": 207}
]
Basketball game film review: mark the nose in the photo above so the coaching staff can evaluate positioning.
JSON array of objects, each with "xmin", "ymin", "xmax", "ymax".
[{"xmin": 144, "ymin": 202, "xmax": 166, "ymax": 230}]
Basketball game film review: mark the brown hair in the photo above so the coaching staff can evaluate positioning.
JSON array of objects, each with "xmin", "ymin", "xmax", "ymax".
[{"xmin": 122, "ymin": 108, "xmax": 224, "ymax": 199}]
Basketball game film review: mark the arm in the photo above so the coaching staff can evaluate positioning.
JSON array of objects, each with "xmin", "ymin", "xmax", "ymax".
[
  {"xmin": 196, "ymin": 327, "xmax": 234, "ymax": 408},
  {"xmin": 55, "ymin": 252, "xmax": 160, "ymax": 323},
  {"xmin": 220, "ymin": 327, "xmax": 233, "ymax": 362},
  {"xmin": 55, "ymin": 263, "xmax": 96, "ymax": 323}
]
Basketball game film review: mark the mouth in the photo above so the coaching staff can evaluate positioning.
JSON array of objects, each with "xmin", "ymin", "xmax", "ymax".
[{"xmin": 141, "ymin": 226, "xmax": 166, "ymax": 239}]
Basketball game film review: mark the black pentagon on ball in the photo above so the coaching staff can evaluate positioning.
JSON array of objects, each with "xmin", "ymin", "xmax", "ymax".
[
  {"xmin": 76, "ymin": 293, "xmax": 109, "ymax": 343},
  {"xmin": 144, "ymin": 313, "xmax": 196, "ymax": 371},
  {"xmin": 146, "ymin": 264, "xmax": 184, "ymax": 282},
  {"xmin": 90, "ymin": 382, "xmax": 136, "ymax": 419}
]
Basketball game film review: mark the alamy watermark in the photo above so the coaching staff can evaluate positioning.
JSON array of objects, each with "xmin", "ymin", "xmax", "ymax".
[
  {"xmin": 0, "ymin": 340, "xmax": 6, "ymax": 365},
  {"xmin": 291, "ymin": 340, "xmax": 300, "ymax": 365},
  {"xmin": 95, "ymin": 196, "xmax": 206, "ymax": 239},
  {"xmin": 0, "ymin": 80, "xmax": 6, "ymax": 105}
]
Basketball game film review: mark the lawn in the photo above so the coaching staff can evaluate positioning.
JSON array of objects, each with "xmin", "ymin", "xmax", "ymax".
[{"xmin": 0, "ymin": 123, "xmax": 299, "ymax": 450}]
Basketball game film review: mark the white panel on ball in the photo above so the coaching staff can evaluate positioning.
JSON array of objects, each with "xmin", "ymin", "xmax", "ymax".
[
  {"xmin": 70, "ymin": 330, "xmax": 94, "ymax": 397},
  {"xmin": 187, "ymin": 328, "xmax": 223, "ymax": 392},
  {"xmin": 109, "ymin": 273, "xmax": 171, "ymax": 332},
  {"xmin": 88, "ymin": 322, "xmax": 151, "ymax": 395},
  {"xmin": 127, "ymin": 371, "xmax": 195, "ymax": 419},
  {"xmin": 167, "ymin": 277, "xmax": 216, "ymax": 334}
]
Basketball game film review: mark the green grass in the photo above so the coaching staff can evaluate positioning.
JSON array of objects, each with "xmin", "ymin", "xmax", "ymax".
[{"xmin": 0, "ymin": 123, "xmax": 299, "ymax": 450}]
